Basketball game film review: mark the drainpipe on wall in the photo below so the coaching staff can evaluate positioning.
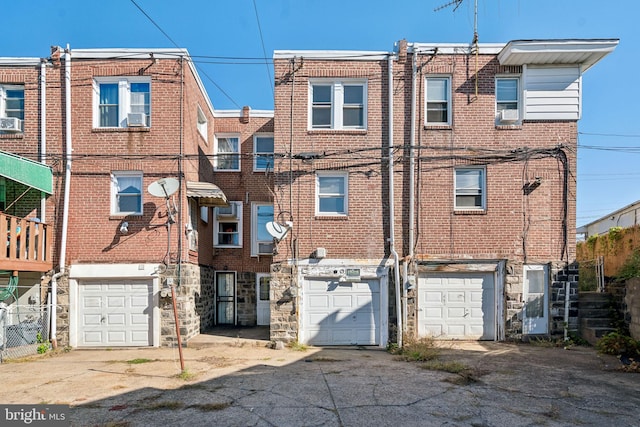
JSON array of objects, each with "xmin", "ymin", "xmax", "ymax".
[
  {"xmin": 51, "ymin": 45, "xmax": 73, "ymax": 348},
  {"xmin": 388, "ymin": 54, "xmax": 402, "ymax": 347},
  {"xmin": 39, "ymin": 59, "xmax": 46, "ymax": 220},
  {"xmin": 404, "ymin": 45, "xmax": 418, "ymax": 333}
]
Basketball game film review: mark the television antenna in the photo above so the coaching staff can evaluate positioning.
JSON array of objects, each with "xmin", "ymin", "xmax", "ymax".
[{"xmin": 435, "ymin": 0, "xmax": 480, "ymax": 98}]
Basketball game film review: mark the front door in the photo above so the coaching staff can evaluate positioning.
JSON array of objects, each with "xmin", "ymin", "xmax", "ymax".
[
  {"xmin": 256, "ymin": 274, "xmax": 270, "ymax": 325},
  {"xmin": 216, "ymin": 271, "xmax": 236, "ymax": 325},
  {"xmin": 523, "ymin": 265, "xmax": 549, "ymax": 335}
]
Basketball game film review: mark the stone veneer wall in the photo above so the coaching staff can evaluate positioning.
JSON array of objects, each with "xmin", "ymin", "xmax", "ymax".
[
  {"xmin": 269, "ymin": 262, "xmax": 298, "ymax": 343},
  {"xmin": 160, "ymin": 263, "xmax": 215, "ymax": 347},
  {"xmin": 237, "ymin": 272, "xmax": 257, "ymax": 326},
  {"xmin": 624, "ymin": 277, "xmax": 640, "ymax": 340},
  {"xmin": 51, "ymin": 273, "xmax": 69, "ymax": 347}
]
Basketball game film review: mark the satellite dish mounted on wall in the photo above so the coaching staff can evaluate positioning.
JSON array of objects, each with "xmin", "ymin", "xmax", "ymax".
[
  {"xmin": 266, "ymin": 221, "xmax": 293, "ymax": 242},
  {"xmin": 148, "ymin": 177, "xmax": 179, "ymax": 225},
  {"xmin": 148, "ymin": 177, "xmax": 179, "ymax": 199}
]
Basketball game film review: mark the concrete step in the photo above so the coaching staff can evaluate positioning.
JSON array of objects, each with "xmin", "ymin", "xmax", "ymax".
[
  {"xmin": 578, "ymin": 308, "xmax": 612, "ymax": 318},
  {"xmin": 580, "ymin": 326, "xmax": 617, "ymax": 346},
  {"xmin": 578, "ymin": 292, "xmax": 611, "ymax": 303},
  {"xmin": 580, "ymin": 317, "xmax": 613, "ymax": 328}
]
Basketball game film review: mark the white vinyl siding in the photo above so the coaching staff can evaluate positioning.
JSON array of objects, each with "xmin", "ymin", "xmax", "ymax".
[{"xmin": 523, "ymin": 66, "xmax": 581, "ymax": 120}]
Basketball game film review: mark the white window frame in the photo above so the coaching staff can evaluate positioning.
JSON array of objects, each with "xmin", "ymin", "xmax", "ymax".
[
  {"xmin": 316, "ymin": 171, "xmax": 348, "ymax": 216},
  {"xmin": 425, "ymin": 76, "xmax": 451, "ymax": 126},
  {"xmin": 0, "ymin": 84, "xmax": 25, "ymax": 132},
  {"xmin": 308, "ymin": 79, "xmax": 367, "ymax": 130},
  {"xmin": 251, "ymin": 202, "xmax": 274, "ymax": 256},
  {"xmin": 214, "ymin": 133, "xmax": 241, "ymax": 172},
  {"xmin": 93, "ymin": 77, "xmax": 151, "ymax": 128},
  {"xmin": 196, "ymin": 105, "xmax": 208, "ymax": 142},
  {"xmin": 454, "ymin": 167, "xmax": 486, "ymax": 211},
  {"xmin": 495, "ymin": 76, "xmax": 521, "ymax": 122},
  {"xmin": 214, "ymin": 201, "xmax": 243, "ymax": 247},
  {"xmin": 187, "ymin": 199, "xmax": 199, "ymax": 251},
  {"xmin": 253, "ymin": 133, "xmax": 274, "ymax": 172},
  {"xmin": 111, "ymin": 171, "xmax": 143, "ymax": 216}
]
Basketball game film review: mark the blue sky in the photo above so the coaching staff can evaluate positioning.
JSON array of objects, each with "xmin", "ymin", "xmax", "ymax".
[{"xmin": 5, "ymin": 1, "xmax": 638, "ymax": 229}]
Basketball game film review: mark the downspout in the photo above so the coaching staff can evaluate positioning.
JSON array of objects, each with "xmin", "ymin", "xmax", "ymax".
[
  {"xmin": 39, "ymin": 59, "xmax": 46, "ymax": 220},
  {"xmin": 51, "ymin": 45, "xmax": 72, "ymax": 347},
  {"xmin": 388, "ymin": 54, "xmax": 402, "ymax": 347},
  {"xmin": 404, "ymin": 46, "xmax": 418, "ymax": 333}
]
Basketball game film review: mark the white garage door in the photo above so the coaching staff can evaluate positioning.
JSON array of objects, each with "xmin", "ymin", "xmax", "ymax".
[
  {"xmin": 79, "ymin": 280, "xmax": 152, "ymax": 346},
  {"xmin": 303, "ymin": 278, "xmax": 380, "ymax": 346},
  {"xmin": 418, "ymin": 273, "xmax": 495, "ymax": 340}
]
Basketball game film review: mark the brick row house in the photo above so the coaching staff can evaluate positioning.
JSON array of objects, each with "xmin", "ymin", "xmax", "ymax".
[
  {"xmin": 0, "ymin": 46, "xmax": 274, "ymax": 351},
  {"xmin": 0, "ymin": 37, "xmax": 618, "ymax": 352},
  {"xmin": 270, "ymin": 39, "xmax": 618, "ymax": 346}
]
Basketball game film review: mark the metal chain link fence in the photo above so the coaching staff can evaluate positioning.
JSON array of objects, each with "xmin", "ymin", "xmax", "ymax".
[{"xmin": 0, "ymin": 282, "xmax": 50, "ymax": 362}]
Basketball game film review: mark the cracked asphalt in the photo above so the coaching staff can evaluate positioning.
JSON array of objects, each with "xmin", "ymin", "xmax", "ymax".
[{"xmin": 0, "ymin": 337, "xmax": 638, "ymax": 427}]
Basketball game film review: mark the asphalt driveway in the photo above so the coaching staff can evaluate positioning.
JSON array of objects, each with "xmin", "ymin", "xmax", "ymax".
[{"xmin": 0, "ymin": 336, "xmax": 638, "ymax": 427}]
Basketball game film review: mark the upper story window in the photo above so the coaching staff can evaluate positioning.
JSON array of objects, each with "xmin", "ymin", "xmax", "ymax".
[
  {"xmin": 214, "ymin": 134, "xmax": 240, "ymax": 171},
  {"xmin": 214, "ymin": 201, "xmax": 242, "ymax": 247},
  {"xmin": 454, "ymin": 167, "xmax": 485, "ymax": 211},
  {"xmin": 196, "ymin": 105, "xmax": 208, "ymax": 142},
  {"xmin": 111, "ymin": 171, "xmax": 143, "ymax": 215},
  {"xmin": 309, "ymin": 80, "xmax": 366, "ymax": 130},
  {"xmin": 496, "ymin": 77, "xmax": 520, "ymax": 123},
  {"xmin": 251, "ymin": 203, "xmax": 274, "ymax": 256},
  {"xmin": 0, "ymin": 85, "xmax": 24, "ymax": 133},
  {"xmin": 425, "ymin": 77, "xmax": 451, "ymax": 126},
  {"xmin": 254, "ymin": 134, "xmax": 274, "ymax": 172},
  {"xmin": 316, "ymin": 171, "xmax": 348, "ymax": 216},
  {"xmin": 94, "ymin": 77, "xmax": 150, "ymax": 128}
]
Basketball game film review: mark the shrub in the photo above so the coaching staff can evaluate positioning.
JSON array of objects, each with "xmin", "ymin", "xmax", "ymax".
[{"xmin": 596, "ymin": 332, "xmax": 640, "ymax": 356}]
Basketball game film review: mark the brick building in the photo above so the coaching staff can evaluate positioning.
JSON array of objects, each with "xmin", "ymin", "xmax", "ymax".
[
  {"xmin": 270, "ymin": 39, "xmax": 618, "ymax": 346},
  {"xmin": 0, "ymin": 46, "xmax": 274, "ymax": 350}
]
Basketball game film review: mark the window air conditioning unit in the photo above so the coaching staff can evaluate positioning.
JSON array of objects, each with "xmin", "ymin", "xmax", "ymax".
[
  {"xmin": 500, "ymin": 109, "xmax": 519, "ymax": 122},
  {"xmin": 0, "ymin": 117, "xmax": 22, "ymax": 132},
  {"xmin": 127, "ymin": 112, "xmax": 146, "ymax": 127},
  {"xmin": 258, "ymin": 242, "xmax": 274, "ymax": 255},
  {"xmin": 216, "ymin": 203, "xmax": 237, "ymax": 218}
]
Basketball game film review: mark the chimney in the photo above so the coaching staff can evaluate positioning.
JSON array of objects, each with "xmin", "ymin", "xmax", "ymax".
[
  {"xmin": 50, "ymin": 46, "xmax": 62, "ymax": 68},
  {"xmin": 241, "ymin": 106, "xmax": 250, "ymax": 124},
  {"xmin": 397, "ymin": 39, "xmax": 408, "ymax": 63}
]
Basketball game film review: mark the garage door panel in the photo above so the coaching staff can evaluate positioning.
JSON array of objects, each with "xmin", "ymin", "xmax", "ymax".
[
  {"xmin": 82, "ymin": 331, "xmax": 102, "ymax": 344},
  {"xmin": 107, "ymin": 331, "xmax": 126, "ymax": 343},
  {"xmin": 82, "ymin": 297, "xmax": 101, "ymax": 309},
  {"xmin": 418, "ymin": 273, "xmax": 495, "ymax": 341},
  {"xmin": 308, "ymin": 295, "xmax": 329, "ymax": 308},
  {"xmin": 82, "ymin": 314, "xmax": 101, "ymax": 326},
  {"xmin": 107, "ymin": 296, "xmax": 125, "ymax": 308},
  {"xmin": 303, "ymin": 278, "xmax": 380, "ymax": 346},
  {"xmin": 107, "ymin": 313, "xmax": 125, "ymax": 325},
  {"xmin": 79, "ymin": 280, "xmax": 152, "ymax": 347},
  {"xmin": 333, "ymin": 295, "xmax": 353, "ymax": 308}
]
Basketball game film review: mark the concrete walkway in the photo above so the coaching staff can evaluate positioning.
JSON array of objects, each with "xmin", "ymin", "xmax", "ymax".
[{"xmin": 0, "ymin": 337, "xmax": 638, "ymax": 426}]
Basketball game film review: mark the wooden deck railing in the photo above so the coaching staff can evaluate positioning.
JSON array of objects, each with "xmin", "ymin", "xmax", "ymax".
[{"xmin": 0, "ymin": 213, "xmax": 53, "ymax": 272}]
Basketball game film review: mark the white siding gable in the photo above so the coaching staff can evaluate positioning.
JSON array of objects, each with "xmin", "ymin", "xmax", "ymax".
[{"xmin": 523, "ymin": 66, "xmax": 581, "ymax": 120}]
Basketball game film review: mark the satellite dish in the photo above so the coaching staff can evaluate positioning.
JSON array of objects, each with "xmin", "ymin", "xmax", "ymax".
[
  {"xmin": 266, "ymin": 221, "xmax": 293, "ymax": 241},
  {"xmin": 148, "ymin": 178, "xmax": 179, "ymax": 198}
]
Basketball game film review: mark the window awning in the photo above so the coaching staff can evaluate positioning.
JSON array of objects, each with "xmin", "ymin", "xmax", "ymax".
[
  {"xmin": 186, "ymin": 181, "xmax": 228, "ymax": 207},
  {"xmin": 0, "ymin": 150, "xmax": 53, "ymax": 194}
]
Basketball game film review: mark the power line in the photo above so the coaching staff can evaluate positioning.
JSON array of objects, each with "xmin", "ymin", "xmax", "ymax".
[
  {"xmin": 579, "ymin": 131, "xmax": 640, "ymax": 138},
  {"xmin": 253, "ymin": 0, "xmax": 274, "ymax": 100},
  {"xmin": 129, "ymin": 0, "xmax": 240, "ymax": 108}
]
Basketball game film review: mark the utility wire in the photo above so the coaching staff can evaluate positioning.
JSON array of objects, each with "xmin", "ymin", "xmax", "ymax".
[
  {"xmin": 130, "ymin": 0, "xmax": 240, "ymax": 108},
  {"xmin": 253, "ymin": 0, "xmax": 274, "ymax": 100}
]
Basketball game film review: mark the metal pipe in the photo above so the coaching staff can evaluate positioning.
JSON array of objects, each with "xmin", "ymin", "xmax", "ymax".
[
  {"xmin": 39, "ymin": 59, "xmax": 47, "ymax": 221},
  {"xmin": 52, "ymin": 45, "xmax": 73, "ymax": 347},
  {"xmin": 388, "ymin": 54, "xmax": 402, "ymax": 347}
]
